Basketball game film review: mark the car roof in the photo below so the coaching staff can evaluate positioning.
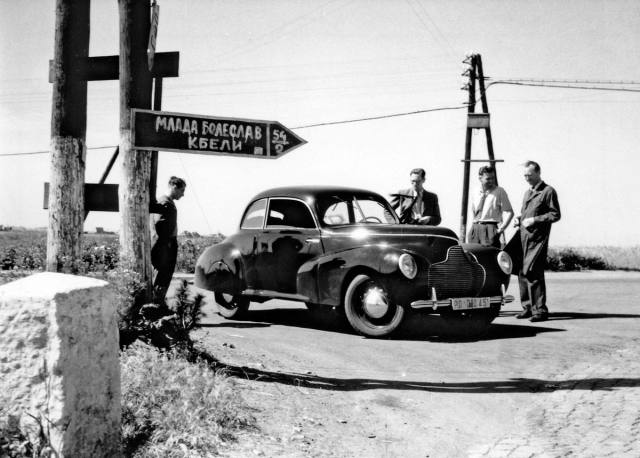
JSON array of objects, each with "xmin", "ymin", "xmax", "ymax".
[{"xmin": 250, "ymin": 186, "xmax": 389, "ymax": 204}]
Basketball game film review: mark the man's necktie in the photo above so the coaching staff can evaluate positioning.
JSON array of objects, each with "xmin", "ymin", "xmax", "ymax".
[
  {"xmin": 400, "ymin": 194, "xmax": 419, "ymax": 224},
  {"xmin": 474, "ymin": 192, "xmax": 487, "ymax": 220}
]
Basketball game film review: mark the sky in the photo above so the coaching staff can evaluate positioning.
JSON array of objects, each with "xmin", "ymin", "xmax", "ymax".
[{"xmin": 1, "ymin": 0, "xmax": 639, "ymax": 247}]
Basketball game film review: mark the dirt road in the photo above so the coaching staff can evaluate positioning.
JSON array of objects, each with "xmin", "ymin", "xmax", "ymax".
[{"xmin": 189, "ymin": 271, "xmax": 640, "ymax": 457}]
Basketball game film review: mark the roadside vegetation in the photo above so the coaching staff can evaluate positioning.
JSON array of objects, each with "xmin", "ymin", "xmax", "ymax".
[
  {"xmin": 120, "ymin": 343, "xmax": 255, "ymax": 457},
  {"xmin": 0, "ymin": 230, "xmax": 221, "ymax": 275},
  {"xmin": 0, "ymin": 230, "xmax": 257, "ymax": 458}
]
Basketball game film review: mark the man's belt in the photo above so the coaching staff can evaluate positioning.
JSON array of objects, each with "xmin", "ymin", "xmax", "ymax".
[{"xmin": 472, "ymin": 221, "xmax": 498, "ymax": 225}]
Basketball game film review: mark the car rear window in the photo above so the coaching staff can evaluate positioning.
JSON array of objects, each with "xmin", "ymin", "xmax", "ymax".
[{"xmin": 241, "ymin": 198, "xmax": 267, "ymax": 229}]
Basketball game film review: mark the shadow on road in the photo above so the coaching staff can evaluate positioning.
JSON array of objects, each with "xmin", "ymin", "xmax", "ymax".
[
  {"xmin": 198, "ymin": 350, "xmax": 640, "ymax": 394},
  {"xmin": 202, "ymin": 307, "xmax": 564, "ymax": 342},
  {"xmin": 501, "ymin": 310, "xmax": 640, "ymax": 320}
]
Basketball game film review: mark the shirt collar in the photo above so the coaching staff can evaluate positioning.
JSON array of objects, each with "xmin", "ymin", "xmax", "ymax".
[{"xmin": 531, "ymin": 181, "xmax": 543, "ymax": 192}]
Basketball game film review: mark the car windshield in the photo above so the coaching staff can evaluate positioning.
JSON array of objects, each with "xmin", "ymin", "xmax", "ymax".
[{"xmin": 317, "ymin": 194, "xmax": 398, "ymax": 226}]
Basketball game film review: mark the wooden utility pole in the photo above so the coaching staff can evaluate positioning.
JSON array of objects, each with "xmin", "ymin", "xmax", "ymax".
[
  {"xmin": 459, "ymin": 54, "xmax": 504, "ymax": 243},
  {"xmin": 475, "ymin": 55, "xmax": 497, "ymax": 183},
  {"xmin": 48, "ymin": 0, "xmax": 90, "ymax": 272},
  {"xmin": 119, "ymin": 0, "xmax": 154, "ymax": 301},
  {"xmin": 459, "ymin": 55, "xmax": 477, "ymax": 243}
]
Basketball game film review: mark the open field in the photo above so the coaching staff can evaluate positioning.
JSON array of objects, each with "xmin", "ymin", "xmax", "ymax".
[
  {"xmin": 2, "ymin": 230, "xmax": 639, "ymax": 276},
  {"xmin": 0, "ymin": 230, "xmax": 221, "ymax": 276}
]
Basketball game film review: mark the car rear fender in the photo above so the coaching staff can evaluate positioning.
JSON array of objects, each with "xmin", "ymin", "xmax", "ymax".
[
  {"xmin": 194, "ymin": 242, "xmax": 244, "ymax": 294},
  {"xmin": 461, "ymin": 243, "xmax": 511, "ymax": 295},
  {"xmin": 297, "ymin": 245, "xmax": 421, "ymax": 306}
]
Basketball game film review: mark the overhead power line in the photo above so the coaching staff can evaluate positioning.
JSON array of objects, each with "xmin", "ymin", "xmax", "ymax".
[
  {"xmin": 292, "ymin": 105, "xmax": 468, "ymax": 129},
  {"xmin": 404, "ymin": 0, "xmax": 459, "ymax": 66},
  {"xmin": 488, "ymin": 78, "xmax": 640, "ymax": 85},
  {"xmin": 0, "ymin": 145, "xmax": 117, "ymax": 157},
  {"xmin": 486, "ymin": 80, "xmax": 640, "ymax": 93}
]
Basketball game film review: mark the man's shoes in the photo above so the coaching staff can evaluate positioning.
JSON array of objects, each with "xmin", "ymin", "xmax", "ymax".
[
  {"xmin": 529, "ymin": 315, "xmax": 548, "ymax": 322},
  {"xmin": 515, "ymin": 312, "xmax": 532, "ymax": 319}
]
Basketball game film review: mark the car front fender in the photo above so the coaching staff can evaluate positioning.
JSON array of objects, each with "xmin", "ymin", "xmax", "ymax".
[
  {"xmin": 195, "ymin": 242, "xmax": 244, "ymax": 295},
  {"xmin": 297, "ymin": 245, "xmax": 426, "ymax": 306},
  {"xmin": 461, "ymin": 243, "xmax": 511, "ymax": 295}
]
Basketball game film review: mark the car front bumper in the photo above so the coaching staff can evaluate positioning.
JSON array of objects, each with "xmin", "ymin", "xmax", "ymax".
[{"xmin": 410, "ymin": 284, "xmax": 515, "ymax": 310}]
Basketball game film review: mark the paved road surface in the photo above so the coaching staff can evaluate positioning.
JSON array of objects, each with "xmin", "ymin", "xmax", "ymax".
[{"xmin": 182, "ymin": 271, "xmax": 640, "ymax": 457}]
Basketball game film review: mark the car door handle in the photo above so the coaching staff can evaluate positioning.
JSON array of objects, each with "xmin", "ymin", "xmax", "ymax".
[{"xmin": 305, "ymin": 238, "xmax": 320, "ymax": 244}]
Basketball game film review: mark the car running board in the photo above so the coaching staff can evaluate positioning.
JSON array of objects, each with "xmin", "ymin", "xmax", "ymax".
[{"xmin": 242, "ymin": 289, "xmax": 311, "ymax": 303}]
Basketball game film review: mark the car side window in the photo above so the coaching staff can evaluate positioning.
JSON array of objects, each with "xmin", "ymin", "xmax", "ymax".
[
  {"xmin": 266, "ymin": 199, "xmax": 316, "ymax": 229},
  {"xmin": 241, "ymin": 198, "xmax": 267, "ymax": 229},
  {"xmin": 323, "ymin": 201, "xmax": 350, "ymax": 225}
]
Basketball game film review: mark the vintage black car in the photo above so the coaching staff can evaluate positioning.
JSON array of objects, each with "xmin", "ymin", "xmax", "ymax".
[{"xmin": 195, "ymin": 186, "xmax": 514, "ymax": 338}]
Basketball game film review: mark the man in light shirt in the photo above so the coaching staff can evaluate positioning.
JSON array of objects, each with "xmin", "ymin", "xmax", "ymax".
[
  {"xmin": 389, "ymin": 168, "xmax": 441, "ymax": 226},
  {"xmin": 467, "ymin": 166, "xmax": 513, "ymax": 248}
]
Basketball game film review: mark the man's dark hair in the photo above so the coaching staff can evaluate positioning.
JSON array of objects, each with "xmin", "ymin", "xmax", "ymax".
[
  {"xmin": 523, "ymin": 161, "xmax": 541, "ymax": 173},
  {"xmin": 169, "ymin": 176, "xmax": 186, "ymax": 189},
  {"xmin": 478, "ymin": 166, "xmax": 495, "ymax": 176},
  {"xmin": 410, "ymin": 168, "xmax": 426, "ymax": 179}
]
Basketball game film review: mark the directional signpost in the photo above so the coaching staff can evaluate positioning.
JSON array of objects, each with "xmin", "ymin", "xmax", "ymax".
[{"xmin": 132, "ymin": 109, "xmax": 307, "ymax": 159}]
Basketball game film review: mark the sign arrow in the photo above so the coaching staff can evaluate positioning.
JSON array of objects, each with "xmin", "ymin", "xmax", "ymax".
[{"xmin": 131, "ymin": 109, "xmax": 307, "ymax": 159}]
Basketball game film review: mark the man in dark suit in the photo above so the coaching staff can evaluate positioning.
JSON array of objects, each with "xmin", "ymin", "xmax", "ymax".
[
  {"xmin": 150, "ymin": 176, "xmax": 186, "ymax": 305},
  {"xmin": 513, "ymin": 161, "xmax": 561, "ymax": 322},
  {"xmin": 389, "ymin": 168, "xmax": 441, "ymax": 225}
]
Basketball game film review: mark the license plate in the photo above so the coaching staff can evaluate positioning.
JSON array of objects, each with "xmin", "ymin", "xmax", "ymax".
[{"xmin": 451, "ymin": 297, "xmax": 490, "ymax": 310}]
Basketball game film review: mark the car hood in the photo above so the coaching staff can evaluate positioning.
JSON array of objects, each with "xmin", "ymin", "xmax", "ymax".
[
  {"xmin": 319, "ymin": 224, "xmax": 460, "ymax": 263},
  {"xmin": 320, "ymin": 224, "xmax": 458, "ymax": 240}
]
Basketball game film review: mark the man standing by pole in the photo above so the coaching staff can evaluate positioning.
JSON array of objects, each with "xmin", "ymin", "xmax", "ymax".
[
  {"xmin": 467, "ymin": 166, "xmax": 513, "ymax": 248},
  {"xmin": 150, "ymin": 176, "xmax": 186, "ymax": 305},
  {"xmin": 513, "ymin": 161, "xmax": 561, "ymax": 322}
]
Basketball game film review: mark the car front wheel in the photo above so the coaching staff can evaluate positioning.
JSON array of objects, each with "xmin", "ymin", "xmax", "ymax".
[
  {"xmin": 344, "ymin": 274, "xmax": 405, "ymax": 338},
  {"xmin": 215, "ymin": 293, "xmax": 250, "ymax": 319}
]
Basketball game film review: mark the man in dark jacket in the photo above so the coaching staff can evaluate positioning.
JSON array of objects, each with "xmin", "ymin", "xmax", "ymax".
[
  {"xmin": 150, "ymin": 176, "xmax": 186, "ymax": 305},
  {"xmin": 513, "ymin": 161, "xmax": 561, "ymax": 322},
  {"xmin": 389, "ymin": 168, "xmax": 441, "ymax": 225}
]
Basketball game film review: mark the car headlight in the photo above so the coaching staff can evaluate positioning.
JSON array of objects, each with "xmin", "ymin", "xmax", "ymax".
[
  {"xmin": 398, "ymin": 253, "xmax": 417, "ymax": 279},
  {"xmin": 497, "ymin": 251, "xmax": 513, "ymax": 275}
]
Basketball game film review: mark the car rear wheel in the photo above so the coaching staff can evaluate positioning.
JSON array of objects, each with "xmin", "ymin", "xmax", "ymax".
[
  {"xmin": 344, "ymin": 274, "xmax": 405, "ymax": 338},
  {"xmin": 215, "ymin": 293, "xmax": 250, "ymax": 319}
]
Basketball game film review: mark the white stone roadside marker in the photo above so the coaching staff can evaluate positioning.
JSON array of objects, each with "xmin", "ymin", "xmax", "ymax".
[{"xmin": 0, "ymin": 272, "xmax": 121, "ymax": 457}]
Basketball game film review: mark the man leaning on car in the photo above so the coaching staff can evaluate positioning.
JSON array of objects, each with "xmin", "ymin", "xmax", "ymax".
[{"xmin": 389, "ymin": 168, "xmax": 441, "ymax": 225}]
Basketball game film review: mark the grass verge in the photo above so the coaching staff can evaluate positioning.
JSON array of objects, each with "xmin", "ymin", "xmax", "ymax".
[{"xmin": 121, "ymin": 342, "xmax": 256, "ymax": 457}]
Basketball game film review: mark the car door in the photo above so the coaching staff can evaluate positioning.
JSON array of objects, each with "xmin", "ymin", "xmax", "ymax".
[
  {"xmin": 258, "ymin": 198, "xmax": 323, "ymax": 293},
  {"xmin": 238, "ymin": 198, "xmax": 268, "ymax": 290}
]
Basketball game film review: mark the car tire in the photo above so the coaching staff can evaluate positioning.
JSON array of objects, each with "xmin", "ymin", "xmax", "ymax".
[
  {"xmin": 215, "ymin": 293, "xmax": 250, "ymax": 319},
  {"xmin": 344, "ymin": 274, "xmax": 405, "ymax": 338}
]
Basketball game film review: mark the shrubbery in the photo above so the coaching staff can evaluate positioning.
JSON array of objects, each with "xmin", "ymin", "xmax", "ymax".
[
  {"xmin": 546, "ymin": 248, "xmax": 612, "ymax": 272},
  {"xmin": 121, "ymin": 343, "xmax": 255, "ymax": 457}
]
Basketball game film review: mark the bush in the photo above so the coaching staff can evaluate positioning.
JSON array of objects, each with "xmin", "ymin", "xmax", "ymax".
[
  {"xmin": 546, "ymin": 248, "xmax": 612, "ymax": 272},
  {"xmin": 175, "ymin": 236, "xmax": 221, "ymax": 273},
  {"xmin": 121, "ymin": 343, "xmax": 255, "ymax": 457}
]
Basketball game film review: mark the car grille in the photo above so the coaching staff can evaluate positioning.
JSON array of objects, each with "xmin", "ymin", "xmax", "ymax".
[{"xmin": 427, "ymin": 246, "xmax": 486, "ymax": 298}]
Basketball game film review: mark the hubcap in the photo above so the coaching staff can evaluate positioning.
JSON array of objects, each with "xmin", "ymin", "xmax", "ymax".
[{"xmin": 362, "ymin": 287, "xmax": 389, "ymax": 319}]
